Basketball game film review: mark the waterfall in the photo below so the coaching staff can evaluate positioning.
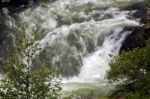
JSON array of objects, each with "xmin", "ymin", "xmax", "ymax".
[{"xmin": 3, "ymin": 0, "xmax": 145, "ymax": 96}]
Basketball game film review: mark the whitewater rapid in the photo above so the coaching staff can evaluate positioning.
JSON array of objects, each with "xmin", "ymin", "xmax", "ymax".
[{"xmin": 5, "ymin": 0, "xmax": 145, "ymax": 96}]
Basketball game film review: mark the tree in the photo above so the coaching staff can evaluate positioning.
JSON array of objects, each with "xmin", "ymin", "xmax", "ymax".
[
  {"xmin": 0, "ymin": 26, "xmax": 61, "ymax": 99},
  {"xmin": 107, "ymin": 40, "xmax": 150, "ymax": 98}
]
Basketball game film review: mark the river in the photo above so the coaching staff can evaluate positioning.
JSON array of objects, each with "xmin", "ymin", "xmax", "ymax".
[{"xmin": 1, "ymin": 0, "xmax": 147, "ymax": 97}]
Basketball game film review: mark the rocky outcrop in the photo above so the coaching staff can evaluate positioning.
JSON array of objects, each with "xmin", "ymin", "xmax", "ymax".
[
  {"xmin": 120, "ymin": 2, "xmax": 150, "ymax": 52},
  {"xmin": 0, "ymin": 0, "xmax": 56, "ymax": 14},
  {"xmin": 0, "ymin": 0, "xmax": 34, "ymax": 14}
]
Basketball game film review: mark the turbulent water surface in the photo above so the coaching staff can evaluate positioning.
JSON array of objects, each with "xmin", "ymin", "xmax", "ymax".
[{"xmin": 3, "ymin": 0, "xmax": 146, "ymax": 97}]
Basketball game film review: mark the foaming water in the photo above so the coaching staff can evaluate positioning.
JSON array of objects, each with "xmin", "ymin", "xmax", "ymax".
[{"xmin": 5, "ymin": 0, "xmax": 145, "ymax": 96}]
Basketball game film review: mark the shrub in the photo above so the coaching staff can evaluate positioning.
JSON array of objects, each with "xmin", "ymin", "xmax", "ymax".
[
  {"xmin": 107, "ymin": 40, "xmax": 150, "ymax": 98},
  {"xmin": 0, "ymin": 27, "xmax": 61, "ymax": 99}
]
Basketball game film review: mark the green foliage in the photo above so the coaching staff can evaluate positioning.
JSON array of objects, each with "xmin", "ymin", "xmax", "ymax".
[
  {"xmin": 112, "ymin": 92, "xmax": 150, "ymax": 99},
  {"xmin": 107, "ymin": 40, "xmax": 150, "ymax": 98},
  {"xmin": 107, "ymin": 40, "xmax": 150, "ymax": 82},
  {"xmin": 0, "ymin": 27, "xmax": 61, "ymax": 99}
]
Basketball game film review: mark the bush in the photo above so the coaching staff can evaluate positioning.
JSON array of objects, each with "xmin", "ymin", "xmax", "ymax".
[
  {"xmin": 107, "ymin": 40, "xmax": 150, "ymax": 98},
  {"xmin": 0, "ymin": 27, "xmax": 61, "ymax": 99}
]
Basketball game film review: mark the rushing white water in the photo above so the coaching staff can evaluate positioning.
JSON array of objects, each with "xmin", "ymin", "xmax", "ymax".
[{"xmin": 6, "ymin": 0, "xmax": 145, "ymax": 96}]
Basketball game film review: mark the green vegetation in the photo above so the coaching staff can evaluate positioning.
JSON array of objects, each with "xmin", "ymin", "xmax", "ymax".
[
  {"xmin": 0, "ymin": 27, "xmax": 61, "ymax": 99},
  {"xmin": 107, "ymin": 40, "xmax": 150, "ymax": 99}
]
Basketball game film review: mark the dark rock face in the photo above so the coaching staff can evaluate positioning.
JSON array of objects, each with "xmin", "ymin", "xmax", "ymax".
[
  {"xmin": 120, "ymin": 27, "xmax": 150, "ymax": 52},
  {"xmin": 120, "ymin": 2, "xmax": 150, "ymax": 52},
  {"xmin": 0, "ymin": 0, "xmax": 33, "ymax": 14},
  {"xmin": 0, "ymin": 0, "xmax": 56, "ymax": 14}
]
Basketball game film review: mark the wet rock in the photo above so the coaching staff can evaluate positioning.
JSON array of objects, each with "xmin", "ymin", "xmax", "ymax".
[
  {"xmin": 0, "ymin": 0, "xmax": 56, "ymax": 14},
  {"xmin": 120, "ymin": 26, "xmax": 150, "ymax": 52},
  {"xmin": 120, "ymin": 2, "xmax": 150, "ymax": 52},
  {"xmin": 0, "ymin": 0, "xmax": 33, "ymax": 14}
]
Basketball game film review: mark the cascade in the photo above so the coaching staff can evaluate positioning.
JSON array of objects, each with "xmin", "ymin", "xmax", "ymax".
[{"xmin": 2, "ymin": 0, "xmax": 145, "ymax": 96}]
